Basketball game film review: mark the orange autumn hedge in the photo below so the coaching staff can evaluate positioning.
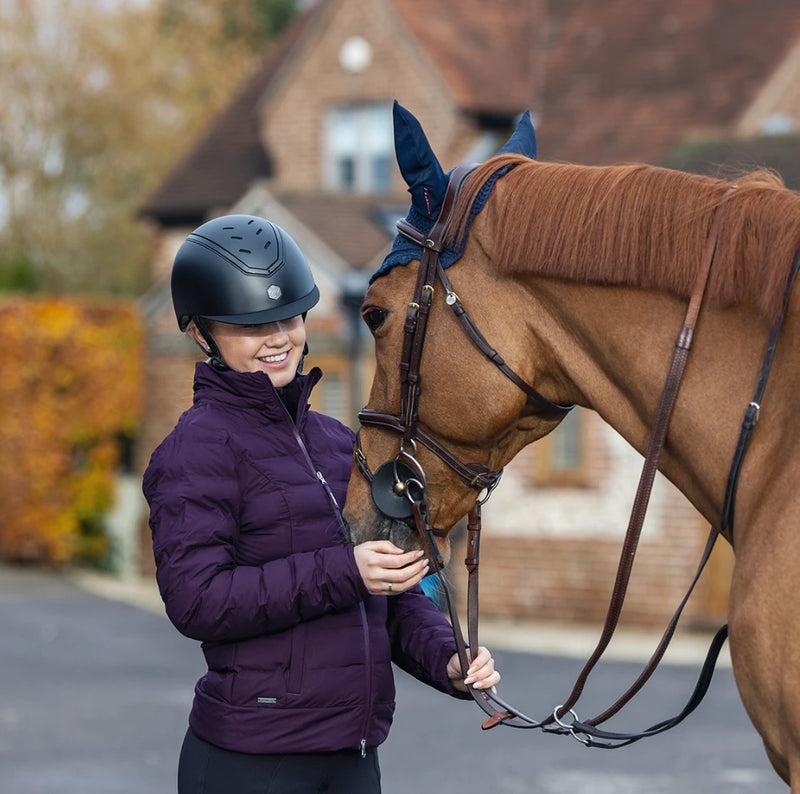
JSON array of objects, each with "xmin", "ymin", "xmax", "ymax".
[{"xmin": 0, "ymin": 297, "xmax": 142, "ymax": 565}]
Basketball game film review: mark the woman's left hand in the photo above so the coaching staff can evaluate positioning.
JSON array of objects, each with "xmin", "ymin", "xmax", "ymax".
[{"xmin": 446, "ymin": 646, "xmax": 500, "ymax": 693}]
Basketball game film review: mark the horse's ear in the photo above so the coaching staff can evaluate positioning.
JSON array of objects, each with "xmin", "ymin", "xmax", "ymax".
[
  {"xmin": 393, "ymin": 100, "xmax": 447, "ymax": 219},
  {"xmin": 495, "ymin": 110, "xmax": 537, "ymax": 159}
]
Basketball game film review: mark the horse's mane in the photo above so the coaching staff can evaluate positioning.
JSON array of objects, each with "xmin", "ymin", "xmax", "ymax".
[{"xmin": 447, "ymin": 154, "xmax": 800, "ymax": 323}]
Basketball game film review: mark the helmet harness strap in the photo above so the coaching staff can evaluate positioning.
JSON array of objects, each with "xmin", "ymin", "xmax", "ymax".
[{"xmin": 192, "ymin": 317, "xmax": 228, "ymax": 371}]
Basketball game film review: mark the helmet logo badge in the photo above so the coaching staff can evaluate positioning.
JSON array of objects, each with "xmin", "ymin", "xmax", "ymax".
[{"xmin": 267, "ymin": 285, "xmax": 282, "ymax": 301}]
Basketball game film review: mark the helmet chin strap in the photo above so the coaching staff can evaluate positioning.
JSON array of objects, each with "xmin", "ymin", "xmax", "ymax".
[
  {"xmin": 296, "ymin": 342, "xmax": 309, "ymax": 376},
  {"xmin": 193, "ymin": 317, "xmax": 228, "ymax": 371}
]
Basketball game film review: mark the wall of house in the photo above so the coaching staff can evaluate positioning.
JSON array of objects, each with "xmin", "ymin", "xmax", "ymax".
[
  {"xmin": 736, "ymin": 38, "xmax": 800, "ymax": 137},
  {"xmin": 136, "ymin": 345, "xmax": 197, "ymax": 577},
  {"xmin": 446, "ymin": 415, "xmax": 732, "ymax": 630},
  {"xmin": 262, "ymin": 0, "xmax": 476, "ymax": 192}
]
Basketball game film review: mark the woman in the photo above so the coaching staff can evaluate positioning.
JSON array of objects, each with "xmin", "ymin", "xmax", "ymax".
[{"xmin": 142, "ymin": 214, "xmax": 500, "ymax": 794}]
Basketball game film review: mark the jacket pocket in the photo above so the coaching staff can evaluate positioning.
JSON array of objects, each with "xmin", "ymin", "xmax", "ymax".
[{"xmin": 286, "ymin": 624, "xmax": 305, "ymax": 695}]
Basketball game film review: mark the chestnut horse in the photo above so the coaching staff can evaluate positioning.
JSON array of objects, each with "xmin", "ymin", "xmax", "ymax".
[{"xmin": 342, "ymin": 103, "xmax": 800, "ymax": 787}]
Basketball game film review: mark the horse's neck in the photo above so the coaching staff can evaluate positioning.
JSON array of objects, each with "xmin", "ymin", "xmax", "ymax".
[{"xmin": 530, "ymin": 279, "xmax": 792, "ymax": 529}]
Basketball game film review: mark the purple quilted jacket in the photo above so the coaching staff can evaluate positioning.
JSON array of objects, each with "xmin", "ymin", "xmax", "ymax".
[{"xmin": 143, "ymin": 363, "xmax": 464, "ymax": 754}]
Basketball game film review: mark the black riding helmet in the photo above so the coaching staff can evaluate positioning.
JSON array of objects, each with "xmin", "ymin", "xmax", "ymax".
[
  {"xmin": 171, "ymin": 214, "xmax": 319, "ymax": 369},
  {"xmin": 172, "ymin": 214, "xmax": 319, "ymax": 330}
]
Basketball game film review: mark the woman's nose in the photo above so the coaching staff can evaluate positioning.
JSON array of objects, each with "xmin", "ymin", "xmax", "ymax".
[{"xmin": 264, "ymin": 322, "xmax": 289, "ymax": 343}]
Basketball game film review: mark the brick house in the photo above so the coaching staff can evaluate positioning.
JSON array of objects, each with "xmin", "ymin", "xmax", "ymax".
[{"xmin": 138, "ymin": 0, "xmax": 800, "ymax": 628}]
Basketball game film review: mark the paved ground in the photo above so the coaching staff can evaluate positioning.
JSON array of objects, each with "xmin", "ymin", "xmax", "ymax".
[{"xmin": 0, "ymin": 565, "xmax": 787, "ymax": 793}]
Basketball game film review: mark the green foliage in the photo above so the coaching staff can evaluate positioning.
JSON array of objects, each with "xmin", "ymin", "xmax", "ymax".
[
  {"xmin": 0, "ymin": 252, "xmax": 40, "ymax": 293},
  {"xmin": 255, "ymin": 0, "xmax": 298, "ymax": 37}
]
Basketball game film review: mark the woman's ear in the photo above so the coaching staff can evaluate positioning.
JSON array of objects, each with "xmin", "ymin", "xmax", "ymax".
[{"xmin": 188, "ymin": 322, "xmax": 211, "ymax": 355}]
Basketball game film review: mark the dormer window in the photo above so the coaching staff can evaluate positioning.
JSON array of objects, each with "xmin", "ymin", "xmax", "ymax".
[{"xmin": 324, "ymin": 103, "xmax": 392, "ymax": 194}]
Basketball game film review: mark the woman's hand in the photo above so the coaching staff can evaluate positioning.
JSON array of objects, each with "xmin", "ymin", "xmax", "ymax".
[
  {"xmin": 354, "ymin": 541, "xmax": 430, "ymax": 596},
  {"xmin": 446, "ymin": 646, "xmax": 500, "ymax": 693}
]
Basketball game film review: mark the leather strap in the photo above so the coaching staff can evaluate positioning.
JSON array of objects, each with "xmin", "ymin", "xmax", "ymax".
[
  {"xmin": 435, "ymin": 263, "xmax": 573, "ymax": 418},
  {"xmin": 721, "ymin": 244, "xmax": 800, "ymax": 543},
  {"xmin": 360, "ymin": 161, "xmax": 571, "ymax": 496},
  {"xmin": 539, "ymin": 185, "xmax": 738, "ymax": 729},
  {"xmin": 357, "ymin": 410, "xmax": 503, "ymax": 490}
]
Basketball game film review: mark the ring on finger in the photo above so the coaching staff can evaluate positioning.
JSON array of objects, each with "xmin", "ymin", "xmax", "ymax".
[{"xmin": 387, "ymin": 582, "xmax": 393, "ymax": 593}]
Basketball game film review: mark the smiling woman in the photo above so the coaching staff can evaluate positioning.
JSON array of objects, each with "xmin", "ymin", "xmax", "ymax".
[{"xmin": 141, "ymin": 212, "xmax": 502, "ymax": 794}]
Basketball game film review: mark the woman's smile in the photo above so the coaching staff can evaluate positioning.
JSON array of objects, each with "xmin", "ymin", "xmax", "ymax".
[{"xmin": 195, "ymin": 316, "xmax": 307, "ymax": 386}]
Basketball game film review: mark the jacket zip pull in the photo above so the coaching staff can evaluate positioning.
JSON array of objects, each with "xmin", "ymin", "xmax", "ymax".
[
  {"xmin": 360, "ymin": 738, "xmax": 367, "ymax": 758},
  {"xmin": 316, "ymin": 470, "xmax": 339, "ymax": 508}
]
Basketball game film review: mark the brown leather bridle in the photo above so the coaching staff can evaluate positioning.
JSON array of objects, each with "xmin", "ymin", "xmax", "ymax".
[
  {"xmin": 355, "ymin": 164, "xmax": 573, "ymax": 528},
  {"xmin": 354, "ymin": 163, "xmax": 800, "ymax": 747}
]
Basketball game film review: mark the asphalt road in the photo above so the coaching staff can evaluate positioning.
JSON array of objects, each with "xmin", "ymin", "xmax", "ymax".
[{"xmin": 0, "ymin": 564, "xmax": 787, "ymax": 793}]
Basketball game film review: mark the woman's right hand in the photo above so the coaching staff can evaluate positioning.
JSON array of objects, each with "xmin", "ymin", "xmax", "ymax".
[{"xmin": 353, "ymin": 541, "xmax": 430, "ymax": 596}]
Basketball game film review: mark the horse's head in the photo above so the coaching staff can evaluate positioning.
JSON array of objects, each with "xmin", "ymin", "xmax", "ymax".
[{"xmin": 343, "ymin": 102, "xmax": 573, "ymax": 561}]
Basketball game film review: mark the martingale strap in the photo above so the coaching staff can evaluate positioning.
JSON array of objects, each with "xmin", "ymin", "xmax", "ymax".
[
  {"xmin": 721, "ymin": 244, "xmax": 800, "ymax": 543},
  {"xmin": 535, "ymin": 186, "xmax": 739, "ymax": 734}
]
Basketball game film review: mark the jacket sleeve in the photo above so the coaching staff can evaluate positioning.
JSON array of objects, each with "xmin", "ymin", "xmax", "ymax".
[
  {"xmin": 142, "ymin": 424, "xmax": 369, "ymax": 643},
  {"xmin": 386, "ymin": 586, "xmax": 471, "ymax": 700}
]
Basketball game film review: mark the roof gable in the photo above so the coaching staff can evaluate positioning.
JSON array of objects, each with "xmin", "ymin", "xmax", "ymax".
[
  {"xmin": 141, "ymin": 0, "xmax": 544, "ymax": 225},
  {"xmin": 140, "ymin": 5, "xmax": 319, "ymax": 223}
]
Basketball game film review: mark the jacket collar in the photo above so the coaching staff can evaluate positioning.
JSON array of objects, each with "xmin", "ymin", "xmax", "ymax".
[{"xmin": 193, "ymin": 361, "xmax": 322, "ymax": 422}]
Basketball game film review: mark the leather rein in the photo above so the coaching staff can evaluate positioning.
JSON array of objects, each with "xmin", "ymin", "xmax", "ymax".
[{"xmin": 355, "ymin": 164, "xmax": 800, "ymax": 747}]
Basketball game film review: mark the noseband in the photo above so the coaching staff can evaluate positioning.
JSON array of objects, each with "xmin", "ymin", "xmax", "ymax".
[{"xmin": 356, "ymin": 163, "xmax": 573, "ymax": 528}]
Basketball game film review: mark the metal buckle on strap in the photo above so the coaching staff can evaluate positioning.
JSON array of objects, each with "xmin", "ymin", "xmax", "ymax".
[{"xmin": 552, "ymin": 706, "xmax": 591, "ymax": 746}]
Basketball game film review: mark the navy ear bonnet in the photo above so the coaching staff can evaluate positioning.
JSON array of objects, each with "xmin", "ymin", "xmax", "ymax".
[{"xmin": 372, "ymin": 102, "xmax": 536, "ymax": 283}]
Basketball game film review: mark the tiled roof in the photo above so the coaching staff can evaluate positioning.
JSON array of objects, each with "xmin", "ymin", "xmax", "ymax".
[
  {"xmin": 537, "ymin": 0, "xmax": 800, "ymax": 165},
  {"xmin": 392, "ymin": 0, "xmax": 539, "ymax": 117}
]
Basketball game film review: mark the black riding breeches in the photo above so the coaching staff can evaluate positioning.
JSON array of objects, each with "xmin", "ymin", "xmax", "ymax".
[{"xmin": 177, "ymin": 728, "xmax": 382, "ymax": 794}]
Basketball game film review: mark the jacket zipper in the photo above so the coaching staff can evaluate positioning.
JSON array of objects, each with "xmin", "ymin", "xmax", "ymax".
[
  {"xmin": 358, "ymin": 602, "xmax": 372, "ymax": 758},
  {"xmin": 290, "ymin": 422, "xmax": 372, "ymax": 756}
]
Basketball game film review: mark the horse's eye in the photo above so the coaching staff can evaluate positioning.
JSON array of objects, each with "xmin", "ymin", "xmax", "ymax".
[{"xmin": 362, "ymin": 307, "xmax": 388, "ymax": 334}]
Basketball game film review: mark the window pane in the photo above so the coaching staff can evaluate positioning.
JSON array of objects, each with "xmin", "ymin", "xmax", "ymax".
[
  {"xmin": 371, "ymin": 155, "xmax": 392, "ymax": 193},
  {"xmin": 338, "ymin": 157, "xmax": 355, "ymax": 189},
  {"xmin": 324, "ymin": 103, "xmax": 392, "ymax": 193},
  {"xmin": 328, "ymin": 109, "xmax": 358, "ymax": 152},
  {"xmin": 550, "ymin": 408, "xmax": 582, "ymax": 470},
  {"xmin": 363, "ymin": 104, "xmax": 392, "ymax": 151}
]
